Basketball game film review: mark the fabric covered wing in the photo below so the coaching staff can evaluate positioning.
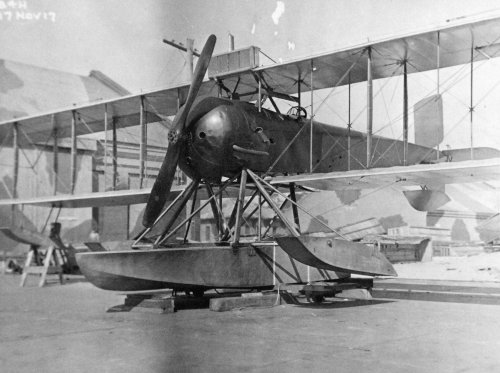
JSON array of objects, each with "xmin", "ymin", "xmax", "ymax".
[
  {"xmin": 270, "ymin": 158, "xmax": 500, "ymax": 190},
  {"xmin": 0, "ymin": 188, "xmax": 156, "ymax": 208}
]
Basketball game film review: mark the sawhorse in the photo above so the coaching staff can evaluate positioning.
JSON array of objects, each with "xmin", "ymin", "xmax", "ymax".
[{"xmin": 20, "ymin": 245, "xmax": 64, "ymax": 287}]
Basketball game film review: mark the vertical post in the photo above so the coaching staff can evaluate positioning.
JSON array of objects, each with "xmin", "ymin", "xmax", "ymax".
[
  {"xmin": 233, "ymin": 169, "xmax": 247, "ymax": 246},
  {"xmin": 112, "ymin": 116, "xmax": 118, "ymax": 190},
  {"xmin": 186, "ymin": 38, "xmax": 194, "ymax": 81},
  {"xmin": 297, "ymin": 74, "xmax": 301, "ymax": 110},
  {"xmin": 126, "ymin": 176, "xmax": 130, "ymax": 240},
  {"xmin": 103, "ymin": 104, "xmax": 108, "ymax": 192},
  {"xmin": 436, "ymin": 31, "xmax": 441, "ymax": 160},
  {"xmin": 257, "ymin": 193, "xmax": 262, "ymax": 240},
  {"xmin": 139, "ymin": 96, "xmax": 147, "ymax": 188},
  {"xmin": 403, "ymin": 59, "xmax": 408, "ymax": 166},
  {"xmin": 470, "ymin": 37, "xmax": 474, "ymax": 160},
  {"xmin": 258, "ymin": 79, "xmax": 262, "ymax": 112},
  {"xmin": 184, "ymin": 186, "xmax": 199, "ymax": 243},
  {"xmin": 52, "ymin": 122, "xmax": 58, "ymax": 195},
  {"xmin": 12, "ymin": 122, "xmax": 19, "ymax": 223},
  {"xmin": 186, "ymin": 195, "xmax": 201, "ymax": 242},
  {"xmin": 126, "ymin": 204, "xmax": 130, "ymax": 240},
  {"xmin": 310, "ymin": 60, "xmax": 314, "ymax": 173},
  {"xmin": 228, "ymin": 33, "xmax": 234, "ymax": 51},
  {"xmin": 219, "ymin": 186, "xmax": 223, "ymax": 223},
  {"xmin": 205, "ymin": 184, "xmax": 226, "ymax": 239},
  {"xmin": 436, "ymin": 31, "xmax": 440, "ymax": 94},
  {"xmin": 347, "ymin": 75, "xmax": 351, "ymax": 171},
  {"xmin": 289, "ymin": 183, "xmax": 300, "ymax": 231},
  {"xmin": 366, "ymin": 47, "xmax": 373, "ymax": 168},
  {"xmin": 70, "ymin": 111, "xmax": 77, "ymax": 194}
]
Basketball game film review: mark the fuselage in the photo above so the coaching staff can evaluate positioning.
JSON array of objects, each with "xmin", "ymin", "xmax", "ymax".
[{"xmin": 179, "ymin": 97, "xmax": 440, "ymax": 182}]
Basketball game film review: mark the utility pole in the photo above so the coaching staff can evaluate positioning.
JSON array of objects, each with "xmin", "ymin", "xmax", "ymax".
[
  {"xmin": 163, "ymin": 38, "xmax": 199, "ymax": 81},
  {"xmin": 186, "ymin": 38, "xmax": 194, "ymax": 80}
]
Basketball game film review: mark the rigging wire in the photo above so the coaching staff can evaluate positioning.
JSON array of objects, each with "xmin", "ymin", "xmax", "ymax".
[{"xmin": 370, "ymin": 47, "xmax": 497, "ymax": 166}]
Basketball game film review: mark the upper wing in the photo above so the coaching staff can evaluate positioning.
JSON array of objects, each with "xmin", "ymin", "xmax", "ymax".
[
  {"xmin": 215, "ymin": 15, "xmax": 500, "ymax": 100},
  {"xmin": 0, "ymin": 80, "xmax": 219, "ymax": 146},
  {"xmin": 3, "ymin": 15, "xmax": 500, "ymax": 145},
  {"xmin": 270, "ymin": 158, "xmax": 500, "ymax": 190}
]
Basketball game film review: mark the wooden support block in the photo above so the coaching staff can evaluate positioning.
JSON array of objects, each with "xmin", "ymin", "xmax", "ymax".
[
  {"xmin": 130, "ymin": 305, "xmax": 174, "ymax": 314},
  {"xmin": 209, "ymin": 293, "xmax": 280, "ymax": 312},
  {"xmin": 122, "ymin": 294, "xmax": 175, "ymax": 314},
  {"xmin": 136, "ymin": 298, "xmax": 175, "ymax": 310},
  {"xmin": 132, "ymin": 300, "xmax": 175, "ymax": 314},
  {"xmin": 123, "ymin": 294, "xmax": 153, "ymax": 306}
]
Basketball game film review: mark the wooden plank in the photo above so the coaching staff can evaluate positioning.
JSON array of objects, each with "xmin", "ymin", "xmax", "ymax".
[
  {"xmin": 209, "ymin": 294, "xmax": 279, "ymax": 312},
  {"xmin": 19, "ymin": 249, "xmax": 34, "ymax": 287},
  {"xmin": 372, "ymin": 288, "xmax": 500, "ymax": 305},
  {"xmin": 39, "ymin": 246, "xmax": 54, "ymax": 287}
]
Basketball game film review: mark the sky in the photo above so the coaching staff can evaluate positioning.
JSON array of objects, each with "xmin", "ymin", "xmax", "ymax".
[
  {"xmin": 2, "ymin": 0, "xmax": 500, "ymax": 91},
  {"xmin": 2, "ymin": 0, "xmax": 500, "ymax": 147}
]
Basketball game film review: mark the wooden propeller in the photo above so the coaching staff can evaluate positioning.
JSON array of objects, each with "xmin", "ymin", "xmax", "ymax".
[{"xmin": 143, "ymin": 34, "xmax": 216, "ymax": 228}]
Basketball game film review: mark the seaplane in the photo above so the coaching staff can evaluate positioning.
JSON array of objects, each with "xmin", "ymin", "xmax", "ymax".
[{"xmin": 2, "ymin": 14, "xmax": 500, "ymax": 297}]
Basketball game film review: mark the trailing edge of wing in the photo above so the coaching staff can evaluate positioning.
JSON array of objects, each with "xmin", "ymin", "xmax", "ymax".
[
  {"xmin": 0, "ymin": 188, "xmax": 159, "ymax": 208},
  {"xmin": 0, "ymin": 183, "xmax": 247, "ymax": 208},
  {"xmin": 270, "ymin": 158, "xmax": 500, "ymax": 190}
]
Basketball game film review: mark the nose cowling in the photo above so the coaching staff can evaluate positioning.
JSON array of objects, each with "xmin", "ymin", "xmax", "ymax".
[
  {"xmin": 185, "ymin": 103, "xmax": 242, "ymax": 181},
  {"xmin": 181, "ymin": 98, "xmax": 272, "ymax": 182}
]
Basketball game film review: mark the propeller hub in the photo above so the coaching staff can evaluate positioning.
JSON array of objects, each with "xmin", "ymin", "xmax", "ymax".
[{"xmin": 168, "ymin": 129, "xmax": 180, "ymax": 144}]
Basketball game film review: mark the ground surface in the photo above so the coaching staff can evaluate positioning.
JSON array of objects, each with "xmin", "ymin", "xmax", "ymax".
[
  {"xmin": 1, "ymin": 272, "xmax": 500, "ymax": 373},
  {"xmin": 394, "ymin": 251, "xmax": 500, "ymax": 281}
]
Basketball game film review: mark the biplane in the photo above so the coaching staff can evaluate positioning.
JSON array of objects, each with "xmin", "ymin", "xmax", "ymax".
[{"xmin": 2, "ymin": 15, "xmax": 500, "ymax": 295}]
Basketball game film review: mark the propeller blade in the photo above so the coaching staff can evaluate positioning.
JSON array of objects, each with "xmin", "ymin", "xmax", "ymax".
[
  {"xmin": 143, "ymin": 35, "xmax": 217, "ymax": 227},
  {"xmin": 143, "ymin": 106, "xmax": 186, "ymax": 227},
  {"xmin": 142, "ymin": 140, "xmax": 181, "ymax": 227},
  {"xmin": 176, "ymin": 34, "xmax": 216, "ymax": 130}
]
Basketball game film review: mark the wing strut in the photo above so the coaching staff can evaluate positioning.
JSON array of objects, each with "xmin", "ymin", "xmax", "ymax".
[
  {"xmin": 246, "ymin": 169, "xmax": 346, "ymax": 239},
  {"xmin": 245, "ymin": 169, "xmax": 395, "ymax": 277},
  {"xmin": 12, "ymin": 123, "xmax": 19, "ymax": 220},
  {"xmin": 366, "ymin": 46, "xmax": 373, "ymax": 168}
]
